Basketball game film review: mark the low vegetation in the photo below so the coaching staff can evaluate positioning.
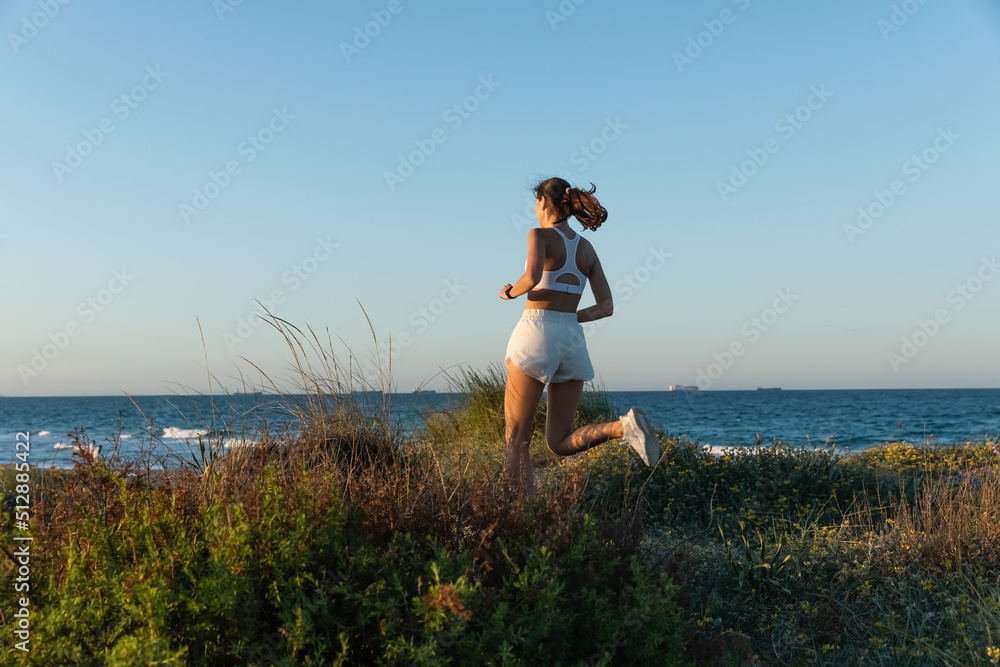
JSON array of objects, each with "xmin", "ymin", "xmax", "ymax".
[{"xmin": 1, "ymin": 319, "xmax": 998, "ymax": 664}]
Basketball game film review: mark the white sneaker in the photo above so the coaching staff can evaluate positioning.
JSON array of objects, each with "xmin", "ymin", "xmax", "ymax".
[{"xmin": 620, "ymin": 408, "xmax": 660, "ymax": 466}]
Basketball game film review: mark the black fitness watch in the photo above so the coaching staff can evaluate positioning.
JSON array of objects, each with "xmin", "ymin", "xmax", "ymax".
[{"xmin": 505, "ymin": 286, "xmax": 514, "ymax": 300}]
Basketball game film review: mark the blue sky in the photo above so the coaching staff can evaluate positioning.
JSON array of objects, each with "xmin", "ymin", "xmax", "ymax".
[{"xmin": 2, "ymin": 0, "xmax": 999, "ymax": 396}]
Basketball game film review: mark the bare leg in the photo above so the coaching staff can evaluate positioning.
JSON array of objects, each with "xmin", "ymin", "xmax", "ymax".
[
  {"xmin": 545, "ymin": 380, "xmax": 624, "ymax": 456},
  {"xmin": 503, "ymin": 362, "xmax": 545, "ymax": 493}
]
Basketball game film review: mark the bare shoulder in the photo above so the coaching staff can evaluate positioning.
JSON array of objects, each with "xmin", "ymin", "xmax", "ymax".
[
  {"xmin": 526, "ymin": 227, "xmax": 548, "ymax": 245},
  {"xmin": 576, "ymin": 235, "xmax": 600, "ymax": 272}
]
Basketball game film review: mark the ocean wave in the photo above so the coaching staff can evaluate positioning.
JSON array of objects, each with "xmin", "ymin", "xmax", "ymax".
[
  {"xmin": 162, "ymin": 427, "xmax": 209, "ymax": 440},
  {"xmin": 37, "ymin": 431, "xmax": 50, "ymax": 436},
  {"xmin": 224, "ymin": 437, "xmax": 257, "ymax": 449},
  {"xmin": 53, "ymin": 442, "xmax": 102, "ymax": 453}
]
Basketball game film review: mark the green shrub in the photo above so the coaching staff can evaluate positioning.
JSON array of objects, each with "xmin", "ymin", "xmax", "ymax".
[
  {"xmin": 1, "ymin": 461, "xmax": 688, "ymax": 665},
  {"xmin": 5, "ymin": 327, "xmax": 996, "ymax": 667}
]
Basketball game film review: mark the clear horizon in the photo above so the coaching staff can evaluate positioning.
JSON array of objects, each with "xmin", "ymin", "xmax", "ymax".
[{"xmin": 3, "ymin": 1, "xmax": 999, "ymax": 397}]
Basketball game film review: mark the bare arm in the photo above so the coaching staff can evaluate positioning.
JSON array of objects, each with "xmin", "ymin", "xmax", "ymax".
[
  {"xmin": 577, "ymin": 254, "xmax": 613, "ymax": 323},
  {"xmin": 500, "ymin": 229, "xmax": 545, "ymax": 300}
]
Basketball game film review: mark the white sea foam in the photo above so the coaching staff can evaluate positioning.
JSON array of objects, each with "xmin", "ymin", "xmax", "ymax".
[
  {"xmin": 53, "ymin": 442, "xmax": 103, "ymax": 457},
  {"xmin": 224, "ymin": 437, "xmax": 256, "ymax": 449},
  {"xmin": 162, "ymin": 427, "xmax": 209, "ymax": 440},
  {"xmin": 37, "ymin": 430, "xmax": 51, "ymax": 436},
  {"xmin": 120, "ymin": 434, "xmax": 132, "ymax": 439}
]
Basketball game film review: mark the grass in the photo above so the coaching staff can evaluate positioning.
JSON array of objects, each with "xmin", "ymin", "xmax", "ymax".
[
  {"xmin": 1, "ymin": 316, "xmax": 999, "ymax": 664},
  {"xmin": 417, "ymin": 362, "xmax": 616, "ymax": 484}
]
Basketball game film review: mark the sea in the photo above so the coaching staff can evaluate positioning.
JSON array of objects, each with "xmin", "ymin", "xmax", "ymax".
[{"xmin": 2, "ymin": 389, "xmax": 999, "ymax": 468}]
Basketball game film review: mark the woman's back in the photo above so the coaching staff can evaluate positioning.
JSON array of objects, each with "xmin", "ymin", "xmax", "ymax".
[{"xmin": 527, "ymin": 226, "xmax": 597, "ymax": 313}]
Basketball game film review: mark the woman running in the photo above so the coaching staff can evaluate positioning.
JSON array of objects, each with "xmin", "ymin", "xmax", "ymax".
[{"xmin": 499, "ymin": 177, "xmax": 659, "ymax": 491}]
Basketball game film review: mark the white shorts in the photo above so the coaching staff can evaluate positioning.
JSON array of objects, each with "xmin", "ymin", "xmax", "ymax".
[{"xmin": 504, "ymin": 309, "xmax": 595, "ymax": 384}]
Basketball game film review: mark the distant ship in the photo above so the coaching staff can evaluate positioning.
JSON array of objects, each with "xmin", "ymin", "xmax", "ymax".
[
  {"xmin": 756, "ymin": 386, "xmax": 782, "ymax": 391},
  {"xmin": 669, "ymin": 385, "xmax": 699, "ymax": 391},
  {"xmin": 412, "ymin": 389, "xmax": 437, "ymax": 394}
]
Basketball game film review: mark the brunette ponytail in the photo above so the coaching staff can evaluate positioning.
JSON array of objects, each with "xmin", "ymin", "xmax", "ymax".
[{"xmin": 533, "ymin": 177, "xmax": 608, "ymax": 231}]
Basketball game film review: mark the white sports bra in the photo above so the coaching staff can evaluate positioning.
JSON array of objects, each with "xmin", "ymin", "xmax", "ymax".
[{"xmin": 530, "ymin": 227, "xmax": 587, "ymax": 295}]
